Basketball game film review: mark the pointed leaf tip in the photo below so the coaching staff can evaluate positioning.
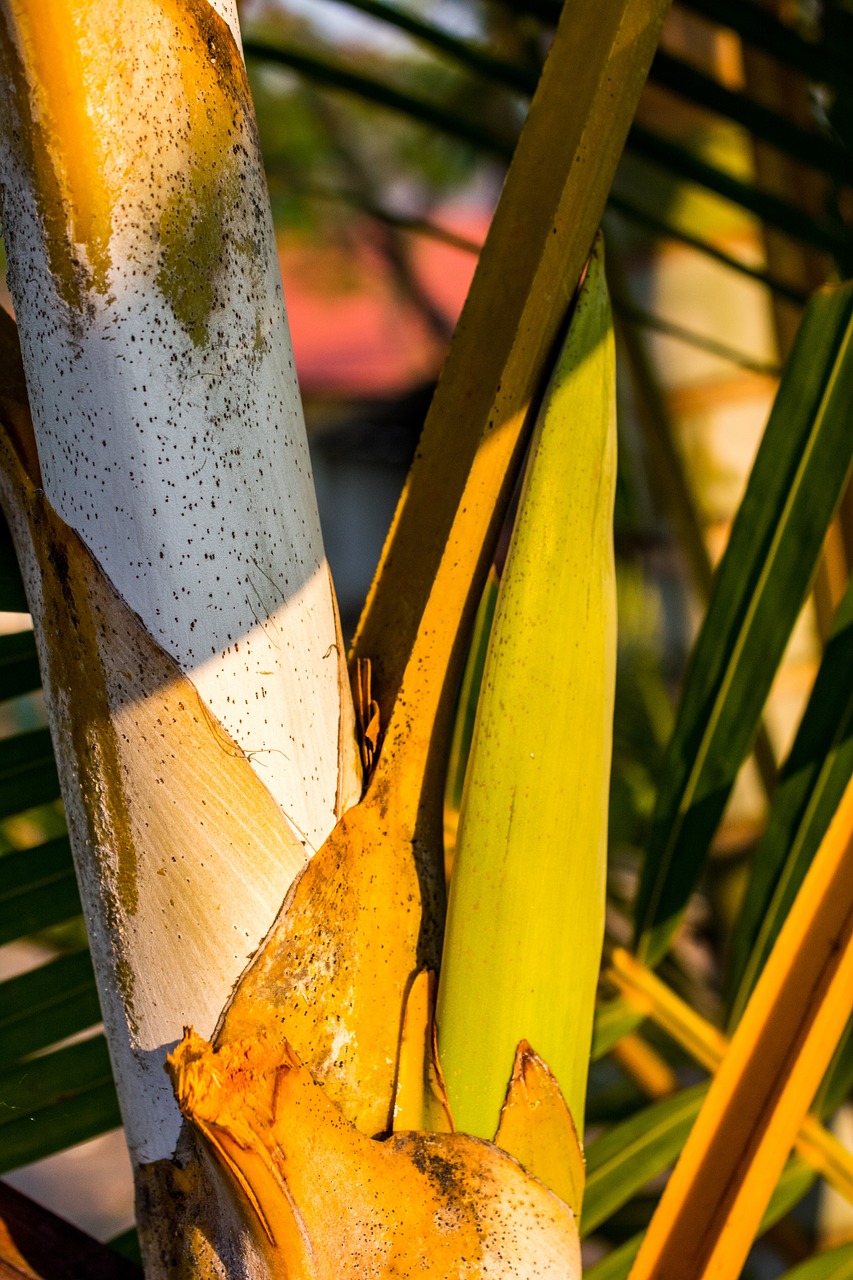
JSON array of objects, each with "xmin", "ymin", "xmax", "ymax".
[{"xmin": 495, "ymin": 1040, "xmax": 586, "ymax": 1215}]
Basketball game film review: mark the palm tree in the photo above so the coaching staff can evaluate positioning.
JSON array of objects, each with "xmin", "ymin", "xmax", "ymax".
[{"xmin": 0, "ymin": 0, "xmax": 852, "ymax": 1277}]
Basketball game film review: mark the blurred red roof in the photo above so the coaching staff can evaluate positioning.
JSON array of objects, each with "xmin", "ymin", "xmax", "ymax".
[{"xmin": 279, "ymin": 211, "xmax": 487, "ymax": 397}]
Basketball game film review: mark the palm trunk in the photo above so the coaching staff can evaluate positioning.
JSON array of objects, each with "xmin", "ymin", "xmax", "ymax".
[{"xmin": 0, "ymin": 0, "xmax": 360, "ymax": 1250}]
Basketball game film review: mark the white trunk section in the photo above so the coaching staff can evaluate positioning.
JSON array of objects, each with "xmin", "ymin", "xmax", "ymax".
[
  {"xmin": 28, "ymin": 274, "xmax": 350, "ymax": 852},
  {"xmin": 0, "ymin": 0, "xmax": 361, "ymax": 1162},
  {"xmin": 4, "ymin": 5, "xmax": 356, "ymax": 853}
]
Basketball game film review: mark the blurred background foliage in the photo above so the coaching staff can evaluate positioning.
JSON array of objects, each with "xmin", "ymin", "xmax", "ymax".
[{"xmin": 0, "ymin": 0, "xmax": 852, "ymax": 1276}]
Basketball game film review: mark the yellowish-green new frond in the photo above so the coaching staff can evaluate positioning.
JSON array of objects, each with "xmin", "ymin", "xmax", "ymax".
[{"xmin": 436, "ymin": 239, "xmax": 617, "ymax": 1144}]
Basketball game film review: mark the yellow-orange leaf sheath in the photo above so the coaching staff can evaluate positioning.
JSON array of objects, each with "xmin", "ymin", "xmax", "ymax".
[
  {"xmin": 393, "ymin": 970, "xmax": 455, "ymax": 1135},
  {"xmin": 215, "ymin": 789, "xmax": 438, "ymax": 1139},
  {"xmin": 168, "ymin": 1029, "xmax": 581, "ymax": 1280},
  {"xmin": 494, "ymin": 1042, "xmax": 586, "ymax": 1217}
]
